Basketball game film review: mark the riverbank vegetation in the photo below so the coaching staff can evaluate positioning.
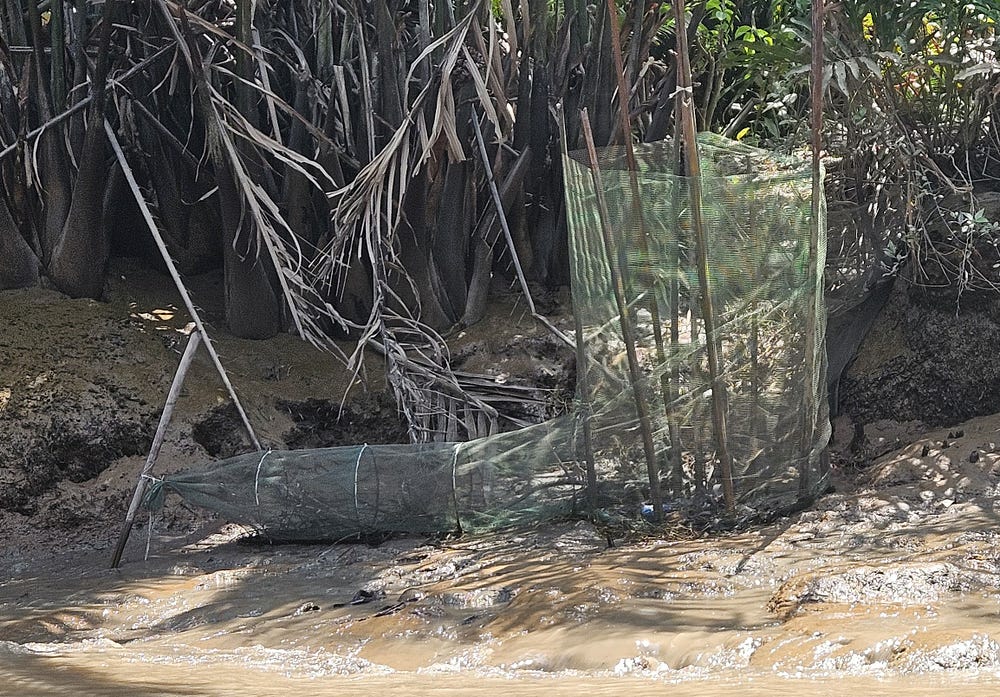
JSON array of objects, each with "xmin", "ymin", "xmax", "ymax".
[{"xmin": 1, "ymin": 0, "xmax": 998, "ymax": 439}]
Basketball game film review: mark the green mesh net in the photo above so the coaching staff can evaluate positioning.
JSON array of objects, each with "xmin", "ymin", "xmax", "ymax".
[{"xmin": 147, "ymin": 133, "xmax": 830, "ymax": 539}]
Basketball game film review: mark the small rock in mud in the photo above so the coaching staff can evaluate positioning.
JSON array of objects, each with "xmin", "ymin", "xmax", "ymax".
[
  {"xmin": 293, "ymin": 602, "xmax": 321, "ymax": 615},
  {"xmin": 432, "ymin": 587, "xmax": 514, "ymax": 610},
  {"xmin": 331, "ymin": 588, "xmax": 386, "ymax": 608},
  {"xmin": 398, "ymin": 588, "xmax": 425, "ymax": 603}
]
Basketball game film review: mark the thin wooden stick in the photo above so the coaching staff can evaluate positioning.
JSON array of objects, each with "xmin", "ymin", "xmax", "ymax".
[
  {"xmin": 802, "ymin": 0, "xmax": 827, "ymax": 494},
  {"xmin": 111, "ymin": 330, "xmax": 201, "ymax": 568},
  {"xmin": 556, "ymin": 103, "xmax": 598, "ymax": 512},
  {"xmin": 605, "ymin": 0, "xmax": 675, "ymax": 512},
  {"xmin": 469, "ymin": 112, "xmax": 576, "ymax": 351},
  {"xmin": 580, "ymin": 108, "xmax": 664, "ymax": 522},
  {"xmin": 672, "ymin": 0, "xmax": 735, "ymax": 516},
  {"xmin": 105, "ymin": 120, "xmax": 261, "ymax": 452},
  {"xmin": 0, "ymin": 98, "xmax": 89, "ymax": 161}
]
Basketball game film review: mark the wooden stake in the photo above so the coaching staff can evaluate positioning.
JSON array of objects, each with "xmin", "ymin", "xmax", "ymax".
[
  {"xmin": 666, "ymin": 115, "xmax": 686, "ymax": 493},
  {"xmin": 111, "ymin": 330, "xmax": 201, "ymax": 568},
  {"xmin": 556, "ymin": 103, "xmax": 599, "ymax": 512},
  {"xmin": 603, "ymin": 0, "xmax": 671, "ymax": 517},
  {"xmin": 672, "ymin": 0, "xmax": 736, "ymax": 516},
  {"xmin": 801, "ymin": 0, "xmax": 827, "ymax": 495},
  {"xmin": 580, "ymin": 108, "xmax": 664, "ymax": 522}
]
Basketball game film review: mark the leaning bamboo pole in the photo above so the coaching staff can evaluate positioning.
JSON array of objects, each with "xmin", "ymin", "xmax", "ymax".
[
  {"xmin": 105, "ymin": 120, "xmax": 261, "ymax": 452},
  {"xmin": 672, "ymin": 0, "xmax": 736, "ymax": 516},
  {"xmin": 580, "ymin": 108, "xmax": 664, "ymax": 521},
  {"xmin": 106, "ymin": 120, "xmax": 266, "ymax": 566}
]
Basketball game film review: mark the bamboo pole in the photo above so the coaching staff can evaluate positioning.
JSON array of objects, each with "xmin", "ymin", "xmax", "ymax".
[
  {"xmin": 748, "ymin": 160, "xmax": 764, "ymax": 443},
  {"xmin": 672, "ymin": 0, "xmax": 736, "ymax": 516},
  {"xmin": 572, "ymin": 289, "xmax": 600, "ymax": 513},
  {"xmin": 105, "ymin": 120, "xmax": 261, "ymax": 452},
  {"xmin": 111, "ymin": 330, "xmax": 201, "ymax": 568},
  {"xmin": 580, "ymin": 108, "xmax": 664, "ymax": 522},
  {"xmin": 666, "ymin": 116, "xmax": 685, "ymax": 493},
  {"xmin": 802, "ymin": 0, "xmax": 827, "ymax": 495},
  {"xmin": 556, "ymin": 103, "xmax": 599, "ymax": 512},
  {"xmin": 604, "ymin": 0, "xmax": 680, "ymax": 507},
  {"xmin": 688, "ymin": 290, "xmax": 707, "ymax": 493}
]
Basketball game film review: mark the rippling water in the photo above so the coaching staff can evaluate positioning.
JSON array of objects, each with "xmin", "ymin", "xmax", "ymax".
[{"xmin": 4, "ymin": 650, "xmax": 1000, "ymax": 697}]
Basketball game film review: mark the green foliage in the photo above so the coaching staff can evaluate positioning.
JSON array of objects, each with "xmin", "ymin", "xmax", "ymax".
[
  {"xmin": 674, "ymin": 0, "xmax": 1000, "ymax": 298},
  {"xmin": 2, "ymin": 0, "xmax": 998, "ymax": 441}
]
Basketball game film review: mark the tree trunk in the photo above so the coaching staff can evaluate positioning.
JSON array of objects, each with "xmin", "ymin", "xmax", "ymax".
[
  {"xmin": 48, "ymin": 111, "xmax": 110, "ymax": 298},
  {"xmin": 212, "ymin": 0, "xmax": 280, "ymax": 339},
  {"xmin": 217, "ymin": 161, "xmax": 281, "ymax": 339},
  {"xmin": 45, "ymin": 0, "xmax": 118, "ymax": 298},
  {"xmin": 26, "ymin": 0, "xmax": 72, "ymax": 263},
  {"xmin": 0, "ymin": 194, "xmax": 39, "ymax": 289},
  {"xmin": 396, "ymin": 167, "xmax": 457, "ymax": 331}
]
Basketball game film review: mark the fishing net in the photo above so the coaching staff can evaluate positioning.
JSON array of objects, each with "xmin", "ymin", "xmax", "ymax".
[{"xmin": 147, "ymin": 133, "xmax": 830, "ymax": 540}]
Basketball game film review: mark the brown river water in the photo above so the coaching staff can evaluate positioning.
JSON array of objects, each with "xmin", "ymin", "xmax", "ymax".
[{"xmin": 4, "ymin": 455, "xmax": 1000, "ymax": 697}]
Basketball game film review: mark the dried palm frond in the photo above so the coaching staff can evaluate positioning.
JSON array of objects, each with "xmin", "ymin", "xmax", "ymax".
[
  {"xmin": 307, "ymin": 7, "xmax": 518, "ymax": 441},
  {"xmin": 127, "ymin": 0, "xmax": 531, "ymax": 442}
]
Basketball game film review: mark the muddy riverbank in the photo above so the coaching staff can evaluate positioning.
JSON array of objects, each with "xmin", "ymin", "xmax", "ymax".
[
  {"xmin": 3, "ymin": 431, "xmax": 1000, "ymax": 694},
  {"xmin": 3, "ymin": 265, "xmax": 1000, "ymax": 694}
]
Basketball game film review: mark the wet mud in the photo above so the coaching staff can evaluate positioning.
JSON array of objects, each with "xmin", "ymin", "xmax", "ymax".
[
  {"xmin": 840, "ymin": 281, "xmax": 1000, "ymax": 427},
  {"xmin": 4, "ymin": 463, "xmax": 1000, "ymax": 694},
  {"xmin": 278, "ymin": 395, "xmax": 410, "ymax": 450}
]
